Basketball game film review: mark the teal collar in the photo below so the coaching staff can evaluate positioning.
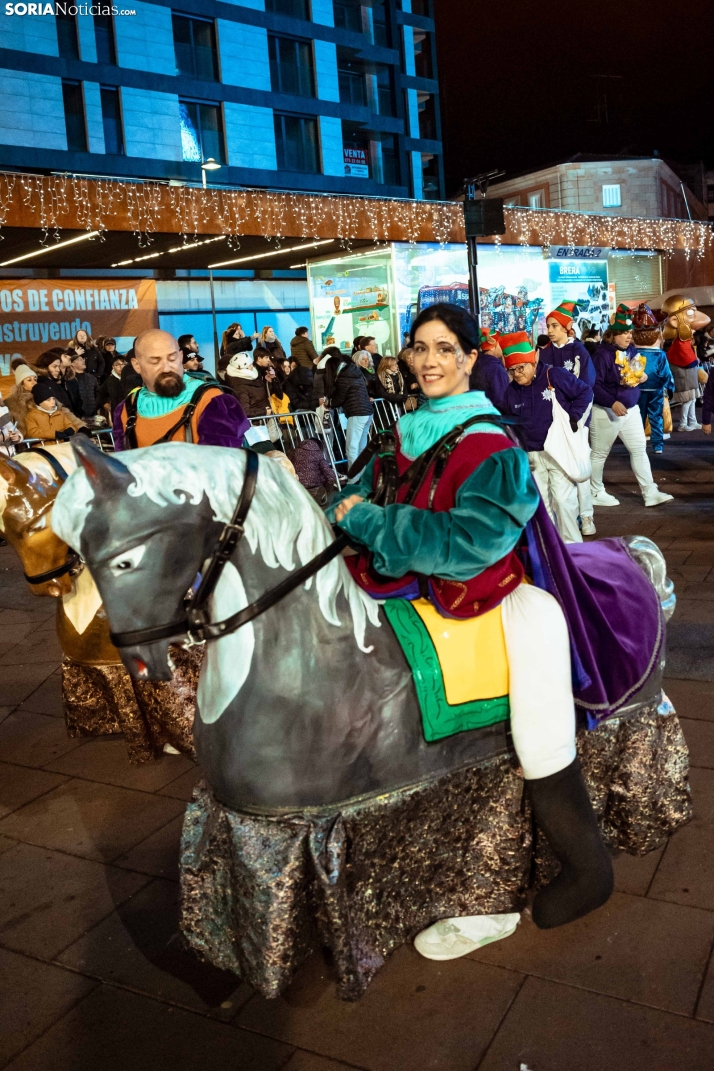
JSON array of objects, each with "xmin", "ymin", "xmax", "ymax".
[
  {"xmin": 398, "ymin": 390, "xmax": 502, "ymax": 460},
  {"xmin": 136, "ymin": 375, "xmax": 204, "ymax": 418}
]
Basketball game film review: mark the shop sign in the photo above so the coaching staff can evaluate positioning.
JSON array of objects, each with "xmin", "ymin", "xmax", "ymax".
[
  {"xmin": 552, "ymin": 246, "xmax": 609, "ymax": 260},
  {"xmin": 344, "ymin": 148, "xmax": 369, "ymax": 179}
]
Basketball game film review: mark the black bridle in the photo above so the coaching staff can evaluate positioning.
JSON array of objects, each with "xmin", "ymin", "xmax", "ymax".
[
  {"xmin": 109, "ymin": 450, "xmax": 350, "ymax": 649},
  {"xmin": 18, "ymin": 448, "xmax": 83, "ymax": 587}
]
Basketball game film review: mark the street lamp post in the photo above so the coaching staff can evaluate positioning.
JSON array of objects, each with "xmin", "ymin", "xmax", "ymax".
[
  {"xmin": 201, "ymin": 157, "xmax": 221, "ymax": 189},
  {"xmin": 462, "ymin": 169, "xmax": 506, "ymax": 325},
  {"xmin": 200, "ymin": 158, "xmax": 223, "ymax": 367}
]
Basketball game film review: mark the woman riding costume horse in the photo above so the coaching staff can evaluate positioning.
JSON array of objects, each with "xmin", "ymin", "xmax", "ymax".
[{"xmin": 51, "ymin": 304, "xmax": 690, "ymax": 998}]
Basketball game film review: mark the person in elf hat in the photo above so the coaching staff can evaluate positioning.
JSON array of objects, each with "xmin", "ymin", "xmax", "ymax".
[
  {"xmin": 663, "ymin": 295, "xmax": 711, "ymax": 432},
  {"xmin": 632, "ymin": 304, "xmax": 675, "ymax": 455},
  {"xmin": 541, "ymin": 301, "xmax": 597, "ymax": 535},
  {"xmin": 590, "ymin": 304, "xmax": 673, "ymax": 507},
  {"xmin": 500, "ymin": 331, "xmax": 592, "ymax": 544},
  {"xmin": 468, "ymin": 327, "xmax": 509, "ymax": 409}
]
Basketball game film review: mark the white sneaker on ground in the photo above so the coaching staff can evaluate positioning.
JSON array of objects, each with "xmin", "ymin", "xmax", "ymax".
[
  {"xmin": 644, "ymin": 489, "xmax": 674, "ymax": 507},
  {"xmin": 414, "ymin": 914, "xmax": 520, "ymax": 961},
  {"xmin": 591, "ymin": 490, "xmax": 620, "ymax": 507},
  {"xmin": 580, "ymin": 516, "xmax": 596, "ymax": 536},
  {"xmin": 686, "ymin": 423, "xmax": 702, "ymax": 431}
]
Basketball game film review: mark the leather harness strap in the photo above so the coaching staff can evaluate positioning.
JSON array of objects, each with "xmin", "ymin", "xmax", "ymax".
[
  {"xmin": 19, "ymin": 448, "xmax": 79, "ymax": 585},
  {"xmin": 123, "ymin": 382, "xmax": 218, "ymax": 450}
]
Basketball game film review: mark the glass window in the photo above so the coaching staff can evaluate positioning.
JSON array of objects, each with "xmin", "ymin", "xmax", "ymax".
[
  {"xmin": 333, "ymin": 0, "xmax": 363, "ymax": 34},
  {"xmin": 375, "ymin": 65, "xmax": 393, "ymax": 115},
  {"xmin": 274, "ymin": 113, "xmax": 319, "ymax": 172},
  {"xmin": 266, "ymin": 0, "xmax": 311, "ymax": 17},
  {"xmin": 417, "ymin": 91, "xmax": 437, "ymax": 140},
  {"xmin": 56, "ymin": 12, "xmax": 79, "ymax": 59},
  {"xmin": 100, "ymin": 87, "xmax": 124, "ymax": 155},
  {"xmin": 337, "ymin": 48, "xmax": 393, "ymax": 115},
  {"xmin": 179, "ymin": 100, "xmax": 226, "ymax": 163},
  {"xmin": 413, "ymin": 30, "xmax": 432, "ymax": 78},
  {"xmin": 62, "ymin": 80, "xmax": 87, "ymax": 152},
  {"xmin": 94, "ymin": 14, "xmax": 116, "ymax": 65},
  {"xmin": 421, "ymin": 153, "xmax": 440, "ymax": 200},
  {"xmin": 269, "ymin": 36, "xmax": 315, "ymax": 97},
  {"xmin": 602, "ymin": 184, "xmax": 622, "ymax": 208},
  {"xmin": 173, "ymin": 14, "xmax": 219, "ymax": 81},
  {"xmin": 528, "ymin": 190, "xmax": 544, "ymax": 209},
  {"xmin": 411, "ymin": 0, "xmax": 430, "ymax": 15},
  {"xmin": 334, "ymin": 0, "xmax": 388, "ymax": 45}
]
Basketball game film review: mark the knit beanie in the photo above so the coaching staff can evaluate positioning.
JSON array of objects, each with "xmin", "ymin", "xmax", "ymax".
[
  {"xmin": 32, "ymin": 380, "xmax": 56, "ymax": 405},
  {"xmin": 547, "ymin": 300, "xmax": 585, "ymax": 328},
  {"xmin": 611, "ymin": 303, "xmax": 634, "ymax": 333},
  {"xmin": 480, "ymin": 328, "xmax": 499, "ymax": 352},
  {"xmin": 14, "ymin": 364, "xmax": 36, "ymax": 385},
  {"xmin": 500, "ymin": 331, "xmax": 537, "ymax": 369}
]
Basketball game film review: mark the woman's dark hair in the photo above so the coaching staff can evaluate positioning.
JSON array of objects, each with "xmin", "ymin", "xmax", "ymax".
[
  {"xmin": 320, "ymin": 345, "xmax": 342, "ymax": 361},
  {"xmin": 408, "ymin": 303, "xmax": 480, "ymax": 353},
  {"xmin": 323, "ymin": 354, "xmax": 344, "ymax": 400},
  {"xmin": 253, "ymin": 347, "xmax": 271, "ymax": 360},
  {"xmin": 602, "ymin": 327, "xmax": 629, "ymax": 345},
  {"xmin": 358, "ymin": 336, "xmax": 375, "ymax": 350},
  {"xmin": 536, "ymin": 334, "xmax": 550, "ymax": 349},
  {"xmin": 351, "ymin": 335, "xmax": 365, "ymax": 354}
]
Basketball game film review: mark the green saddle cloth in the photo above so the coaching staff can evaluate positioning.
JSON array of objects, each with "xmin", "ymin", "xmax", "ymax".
[{"xmin": 383, "ymin": 598, "xmax": 510, "ymax": 743}]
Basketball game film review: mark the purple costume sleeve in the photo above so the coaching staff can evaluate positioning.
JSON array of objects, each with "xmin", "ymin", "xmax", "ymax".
[
  {"xmin": 112, "ymin": 400, "xmax": 126, "ymax": 451},
  {"xmin": 196, "ymin": 393, "xmax": 250, "ymax": 447},
  {"xmin": 702, "ymin": 375, "xmax": 714, "ymax": 425}
]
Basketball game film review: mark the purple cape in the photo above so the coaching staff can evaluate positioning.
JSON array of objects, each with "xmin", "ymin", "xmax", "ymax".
[{"xmin": 526, "ymin": 501, "xmax": 664, "ymax": 726}]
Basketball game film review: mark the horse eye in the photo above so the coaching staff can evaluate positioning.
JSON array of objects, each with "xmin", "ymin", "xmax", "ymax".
[{"xmin": 109, "ymin": 543, "xmax": 146, "ymax": 576}]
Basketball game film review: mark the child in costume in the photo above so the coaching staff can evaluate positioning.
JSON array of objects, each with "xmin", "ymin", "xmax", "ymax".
[
  {"xmin": 327, "ymin": 303, "xmax": 614, "ymax": 936},
  {"xmin": 500, "ymin": 331, "xmax": 593, "ymax": 544},
  {"xmin": 590, "ymin": 304, "xmax": 673, "ymax": 508},
  {"xmin": 663, "ymin": 295, "xmax": 711, "ymax": 432},
  {"xmin": 632, "ymin": 304, "xmax": 675, "ymax": 455},
  {"xmin": 540, "ymin": 300, "xmax": 597, "ymax": 535},
  {"xmin": 468, "ymin": 328, "xmax": 509, "ymax": 410}
]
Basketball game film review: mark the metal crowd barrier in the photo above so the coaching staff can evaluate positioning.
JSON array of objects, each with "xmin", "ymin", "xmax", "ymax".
[
  {"xmin": 370, "ymin": 397, "xmax": 403, "ymax": 435},
  {"xmin": 247, "ymin": 410, "xmax": 342, "ymax": 481}
]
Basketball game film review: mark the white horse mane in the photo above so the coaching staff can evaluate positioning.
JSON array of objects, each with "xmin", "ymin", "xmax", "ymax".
[
  {"xmin": 0, "ymin": 443, "xmax": 76, "ymax": 532},
  {"xmin": 52, "ymin": 442, "xmax": 381, "ymax": 651}
]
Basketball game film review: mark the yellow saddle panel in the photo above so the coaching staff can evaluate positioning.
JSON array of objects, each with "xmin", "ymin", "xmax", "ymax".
[{"xmin": 411, "ymin": 597, "xmax": 509, "ymax": 705}]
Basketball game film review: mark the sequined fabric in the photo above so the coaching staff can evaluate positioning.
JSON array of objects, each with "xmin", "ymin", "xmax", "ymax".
[
  {"xmin": 180, "ymin": 702, "xmax": 692, "ymax": 1001},
  {"xmin": 61, "ymin": 644, "xmax": 201, "ymax": 763}
]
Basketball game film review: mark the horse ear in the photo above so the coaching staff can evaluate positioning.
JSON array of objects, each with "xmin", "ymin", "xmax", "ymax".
[
  {"xmin": 72, "ymin": 436, "xmax": 134, "ymax": 494},
  {"xmin": 0, "ymin": 455, "xmax": 32, "ymax": 491}
]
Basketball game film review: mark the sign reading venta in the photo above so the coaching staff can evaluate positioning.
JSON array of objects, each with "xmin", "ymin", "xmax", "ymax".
[{"xmin": 0, "ymin": 279, "xmax": 158, "ymax": 379}]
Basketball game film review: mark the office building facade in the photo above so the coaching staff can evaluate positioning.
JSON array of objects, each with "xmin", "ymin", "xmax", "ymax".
[{"xmin": 0, "ymin": 0, "xmax": 443, "ymax": 199}]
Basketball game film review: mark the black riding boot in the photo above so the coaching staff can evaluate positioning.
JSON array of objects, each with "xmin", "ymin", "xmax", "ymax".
[{"xmin": 528, "ymin": 757, "xmax": 614, "ymax": 929}]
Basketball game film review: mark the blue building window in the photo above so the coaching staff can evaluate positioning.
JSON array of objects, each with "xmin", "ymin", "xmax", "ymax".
[
  {"xmin": 101, "ymin": 87, "xmax": 124, "ymax": 155},
  {"xmin": 333, "ymin": 0, "xmax": 388, "ymax": 47},
  {"xmin": 274, "ymin": 113, "xmax": 319, "ymax": 173},
  {"xmin": 173, "ymin": 14, "xmax": 219, "ymax": 82},
  {"xmin": 94, "ymin": 14, "xmax": 117, "ymax": 65},
  {"xmin": 56, "ymin": 11, "xmax": 79, "ymax": 59},
  {"xmin": 266, "ymin": 0, "xmax": 311, "ymax": 17},
  {"xmin": 179, "ymin": 100, "xmax": 225, "ymax": 164},
  {"xmin": 62, "ymin": 80, "xmax": 87, "ymax": 152},
  {"xmin": 269, "ymin": 36, "xmax": 315, "ymax": 97}
]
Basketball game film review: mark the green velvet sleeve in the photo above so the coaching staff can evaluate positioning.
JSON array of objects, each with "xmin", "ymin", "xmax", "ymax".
[
  {"xmin": 333, "ymin": 448, "xmax": 539, "ymax": 581},
  {"xmin": 324, "ymin": 458, "xmax": 377, "ymax": 523}
]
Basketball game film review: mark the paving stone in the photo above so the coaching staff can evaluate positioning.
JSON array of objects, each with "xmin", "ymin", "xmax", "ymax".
[
  {"xmin": 0, "ymin": 662, "xmax": 62, "ymax": 707},
  {"xmin": 157, "ymin": 765, "xmax": 204, "ymax": 801},
  {"xmin": 0, "ymin": 946, "xmax": 98, "ymax": 1066},
  {"xmin": 664, "ymin": 678, "xmax": 714, "ymax": 721},
  {"xmin": 0, "ymin": 631, "xmax": 64, "ymax": 665},
  {"xmin": 696, "ymin": 949, "xmax": 714, "ymax": 1023},
  {"xmin": 680, "ymin": 717, "xmax": 714, "ymax": 768},
  {"xmin": 649, "ymin": 767, "xmax": 714, "ymax": 910},
  {"xmin": 0, "ymin": 711, "xmax": 83, "ymax": 766},
  {"xmin": 0, "ymin": 842, "xmax": 149, "ymax": 958},
  {"xmin": 238, "ymin": 944, "xmax": 523, "ymax": 1071},
  {"xmin": 282, "ymin": 1053, "xmax": 364, "ymax": 1071},
  {"xmin": 113, "ymin": 814, "xmax": 184, "ymax": 881},
  {"xmin": 0, "ymin": 761, "xmax": 68, "ymax": 819},
  {"xmin": 3, "ymin": 984, "xmax": 293, "ymax": 1071},
  {"xmin": 612, "ymin": 845, "xmax": 664, "ymax": 896},
  {"xmin": 0, "ymin": 778, "xmax": 186, "ymax": 863},
  {"xmin": 477, "ymin": 976, "xmax": 714, "ymax": 1071},
  {"xmin": 44, "ymin": 738, "xmax": 195, "ymax": 793},
  {"xmin": 17, "ymin": 670, "xmax": 65, "ymax": 718},
  {"xmin": 0, "ymin": 705, "xmax": 15, "ymax": 724},
  {"xmin": 58, "ymin": 878, "xmax": 250, "ymax": 1019},
  {"xmin": 469, "ymin": 891, "xmax": 714, "ymax": 1015},
  {"xmin": 0, "ymin": 835, "xmax": 17, "ymax": 855}
]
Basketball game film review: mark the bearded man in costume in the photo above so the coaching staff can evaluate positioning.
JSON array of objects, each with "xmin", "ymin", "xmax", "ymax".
[{"xmin": 113, "ymin": 329, "xmax": 249, "ymax": 450}]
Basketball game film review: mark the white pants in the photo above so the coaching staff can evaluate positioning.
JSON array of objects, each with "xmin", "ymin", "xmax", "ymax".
[
  {"xmin": 502, "ymin": 584, "xmax": 576, "ymax": 780},
  {"xmin": 577, "ymin": 478, "xmax": 593, "ymax": 519},
  {"xmin": 589, "ymin": 404, "xmax": 657, "ymax": 498},
  {"xmin": 678, "ymin": 399, "xmax": 697, "ymax": 429},
  {"xmin": 345, "ymin": 415, "xmax": 373, "ymax": 480},
  {"xmin": 528, "ymin": 451, "xmax": 583, "ymax": 544}
]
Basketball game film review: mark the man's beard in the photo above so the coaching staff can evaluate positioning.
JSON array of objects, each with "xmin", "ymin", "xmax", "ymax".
[{"xmin": 153, "ymin": 371, "xmax": 184, "ymax": 398}]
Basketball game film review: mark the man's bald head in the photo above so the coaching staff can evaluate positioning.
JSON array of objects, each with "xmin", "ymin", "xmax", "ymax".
[{"xmin": 131, "ymin": 329, "xmax": 184, "ymax": 395}]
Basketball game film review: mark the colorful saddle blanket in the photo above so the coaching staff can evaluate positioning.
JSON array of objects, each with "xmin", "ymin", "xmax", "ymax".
[{"xmin": 384, "ymin": 597, "xmax": 510, "ymax": 742}]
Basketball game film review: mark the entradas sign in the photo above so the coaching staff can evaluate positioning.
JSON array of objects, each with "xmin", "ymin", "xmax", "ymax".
[{"xmin": 0, "ymin": 278, "xmax": 157, "ymax": 376}]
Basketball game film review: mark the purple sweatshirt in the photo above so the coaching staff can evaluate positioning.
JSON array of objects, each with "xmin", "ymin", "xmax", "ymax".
[
  {"xmin": 539, "ymin": 339, "xmax": 596, "ymax": 388},
  {"xmin": 592, "ymin": 341, "xmax": 642, "ymax": 409},
  {"xmin": 112, "ymin": 391, "xmax": 249, "ymax": 451},
  {"xmin": 469, "ymin": 352, "xmax": 509, "ymax": 410},
  {"xmin": 501, "ymin": 361, "xmax": 593, "ymax": 452}
]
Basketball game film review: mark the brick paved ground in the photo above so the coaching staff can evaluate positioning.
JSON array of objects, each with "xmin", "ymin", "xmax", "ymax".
[{"xmin": 1, "ymin": 436, "xmax": 714, "ymax": 1071}]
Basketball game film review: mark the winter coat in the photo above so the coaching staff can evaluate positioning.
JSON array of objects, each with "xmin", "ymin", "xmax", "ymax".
[
  {"xmin": 0, "ymin": 403, "xmax": 20, "ymax": 456},
  {"xmin": 120, "ymin": 360, "xmax": 142, "ymax": 395},
  {"xmin": 501, "ymin": 361, "xmax": 593, "ymax": 452},
  {"xmin": 329, "ymin": 361, "xmax": 373, "ymax": 418},
  {"xmin": 287, "ymin": 439, "xmax": 336, "ymax": 491},
  {"xmin": 638, "ymin": 348, "xmax": 675, "ymax": 394},
  {"xmin": 25, "ymin": 404, "xmax": 83, "ymax": 442},
  {"xmin": 96, "ymin": 372, "xmax": 128, "ymax": 418},
  {"xmin": 284, "ymin": 366, "xmax": 315, "ymax": 410},
  {"xmin": 219, "ymin": 336, "xmax": 253, "ymax": 375},
  {"xmin": 701, "ymin": 374, "xmax": 714, "ymax": 425},
  {"xmin": 35, "ymin": 372, "xmax": 74, "ymax": 414},
  {"xmin": 75, "ymin": 371, "xmax": 99, "ymax": 417},
  {"xmin": 539, "ymin": 339, "xmax": 596, "ymax": 387},
  {"xmin": 469, "ymin": 353, "xmax": 509, "ymax": 410},
  {"xmin": 375, "ymin": 369, "xmax": 407, "ymax": 405},
  {"xmin": 81, "ymin": 346, "xmax": 104, "ymax": 380},
  {"xmin": 290, "ymin": 334, "xmax": 320, "ymax": 369},
  {"xmin": 225, "ymin": 372, "xmax": 270, "ymax": 418},
  {"xmin": 264, "ymin": 338, "xmax": 286, "ymax": 365},
  {"xmin": 63, "ymin": 373, "xmax": 84, "ymax": 419},
  {"xmin": 592, "ymin": 341, "xmax": 642, "ymax": 409}
]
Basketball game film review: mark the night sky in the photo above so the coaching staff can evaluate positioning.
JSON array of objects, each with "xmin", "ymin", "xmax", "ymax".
[{"xmin": 434, "ymin": 0, "xmax": 714, "ymax": 197}]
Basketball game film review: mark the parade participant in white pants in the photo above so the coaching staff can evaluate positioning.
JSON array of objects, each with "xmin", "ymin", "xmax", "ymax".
[{"xmin": 590, "ymin": 304, "xmax": 673, "ymax": 508}]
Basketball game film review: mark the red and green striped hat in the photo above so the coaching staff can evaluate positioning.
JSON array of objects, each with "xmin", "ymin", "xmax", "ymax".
[
  {"xmin": 500, "ymin": 331, "xmax": 536, "ymax": 368},
  {"xmin": 611, "ymin": 303, "xmax": 634, "ymax": 333},
  {"xmin": 480, "ymin": 327, "xmax": 500, "ymax": 351},
  {"xmin": 547, "ymin": 300, "xmax": 586, "ymax": 328}
]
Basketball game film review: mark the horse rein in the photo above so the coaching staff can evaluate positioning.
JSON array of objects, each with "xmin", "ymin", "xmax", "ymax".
[
  {"xmin": 109, "ymin": 449, "xmax": 351, "ymax": 649},
  {"xmin": 17, "ymin": 448, "xmax": 83, "ymax": 587}
]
